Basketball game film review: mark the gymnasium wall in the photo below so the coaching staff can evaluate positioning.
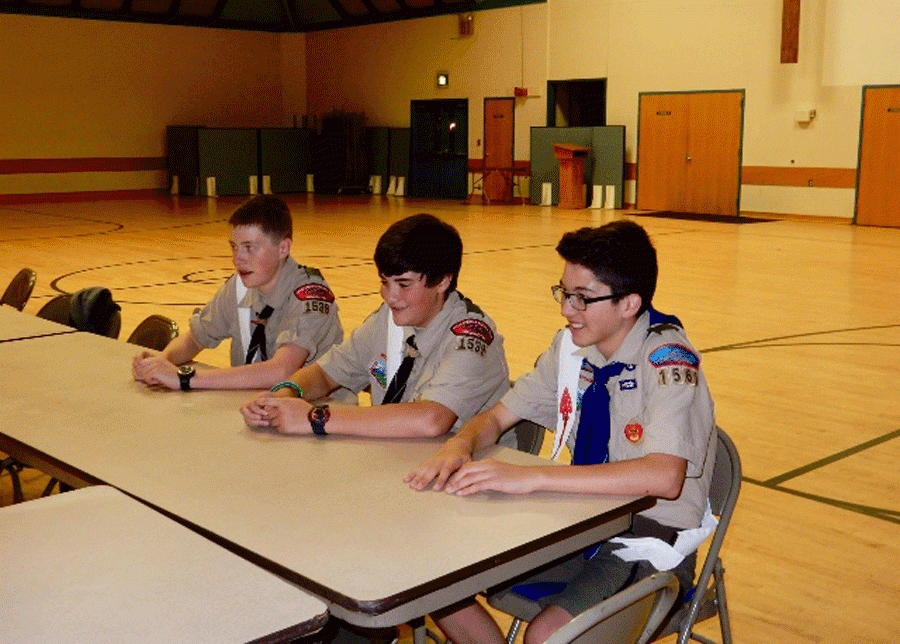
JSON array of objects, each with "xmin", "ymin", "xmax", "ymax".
[
  {"xmin": 303, "ymin": 0, "xmax": 879, "ymax": 219},
  {"xmin": 304, "ymin": 4, "xmax": 548, "ymax": 183},
  {"xmin": 0, "ymin": 13, "xmax": 291, "ymax": 200}
]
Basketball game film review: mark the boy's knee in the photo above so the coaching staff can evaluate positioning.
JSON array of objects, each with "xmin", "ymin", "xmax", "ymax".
[{"xmin": 524, "ymin": 605, "xmax": 573, "ymax": 644}]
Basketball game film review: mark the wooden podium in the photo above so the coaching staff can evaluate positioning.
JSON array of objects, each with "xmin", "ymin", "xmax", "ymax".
[{"xmin": 553, "ymin": 143, "xmax": 590, "ymax": 209}]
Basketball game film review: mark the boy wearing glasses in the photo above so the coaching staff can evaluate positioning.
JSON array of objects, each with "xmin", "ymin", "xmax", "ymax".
[{"xmin": 406, "ymin": 220, "xmax": 716, "ymax": 644}]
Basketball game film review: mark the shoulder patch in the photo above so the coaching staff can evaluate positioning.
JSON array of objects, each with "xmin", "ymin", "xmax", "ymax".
[
  {"xmin": 648, "ymin": 343, "xmax": 699, "ymax": 368},
  {"xmin": 294, "ymin": 284, "xmax": 335, "ymax": 303},
  {"xmin": 300, "ymin": 265, "xmax": 324, "ymax": 279},
  {"xmin": 459, "ymin": 294, "xmax": 485, "ymax": 317},
  {"xmin": 648, "ymin": 322, "xmax": 682, "ymax": 335},
  {"xmin": 451, "ymin": 318, "xmax": 494, "ymax": 345}
]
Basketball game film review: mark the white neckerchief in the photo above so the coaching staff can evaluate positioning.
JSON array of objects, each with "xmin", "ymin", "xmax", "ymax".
[
  {"xmin": 385, "ymin": 312, "xmax": 405, "ymax": 384},
  {"xmin": 553, "ymin": 328, "xmax": 583, "ymax": 461},
  {"xmin": 235, "ymin": 277, "xmax": 253, "ymax": 359}
]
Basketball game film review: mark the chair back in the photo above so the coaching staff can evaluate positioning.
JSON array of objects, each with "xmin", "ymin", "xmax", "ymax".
[
  {"xmin": 36, "ymin": 294, "xmax": 73, "ymax": 325},
  {"xmin": 1, "ymin": 268, "xmax": 37, "ymax": 311},
  {"xmin": 36, "ymin": 288, "xmax": 122, "ymax": 339},
  {"xmin": 668, "ymin": 426, "xmax": 741, "ymax": 644},
  {"xmin": 544, "ymin": 571, "xmax": 680, "ymax": 644},
  {"xmin": 509, "ymin": 419, "xmax": 545, "ymax": 455},
  {"xmin": 127, "ymin": 314, "xmax": 179, "ymax": 351}
]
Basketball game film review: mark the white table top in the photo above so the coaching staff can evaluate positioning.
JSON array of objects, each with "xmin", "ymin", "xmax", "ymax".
[
  {"xmin": 0, "ymin": 332, "xmax": 650, "ymax": 627},
  {"xmin": 0, "ymin": 485, "xmax": 328, "ymax": 644},
  {"xmin": 0, "ymin": 305, "xmax": 74, "ymax": 342}
]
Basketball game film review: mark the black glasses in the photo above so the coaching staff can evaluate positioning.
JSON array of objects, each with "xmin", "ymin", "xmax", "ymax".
[{"xmin": 551, "ymin": 285, "xmax": 619, "ymax": 311}]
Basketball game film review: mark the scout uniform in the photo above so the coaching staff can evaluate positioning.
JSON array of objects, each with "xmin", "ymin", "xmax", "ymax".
[
  {"xmin": 494, "ymin": 308, "xmax": 717, "ymax": 613},
  {"xmin": 316, "ymin": 291, "xmax": 510, "ymax": 432},
  {"xmin": 190, "ymin": 257, "xmax": 344, "ymax": 367}
]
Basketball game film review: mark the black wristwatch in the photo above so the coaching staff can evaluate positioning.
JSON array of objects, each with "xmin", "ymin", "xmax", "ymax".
[
  {"xmin": 308, "ymin": 404, "xmax": 330, "ymax": 436},
  {"xmin": 177, "ymin": 364, "xmax": 196, "ymax": 391}
]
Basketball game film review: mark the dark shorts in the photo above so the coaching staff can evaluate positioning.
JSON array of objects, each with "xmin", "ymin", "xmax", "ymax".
[{"xmin": 489, "ymin": 516, "xmax": 697, "ymax": 617}]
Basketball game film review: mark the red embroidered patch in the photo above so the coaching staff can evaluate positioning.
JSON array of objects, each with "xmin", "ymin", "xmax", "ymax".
[
  {"xmin": 451, "ymin": 318, "xmax": 494, "ymax": 345},
  {"xmin": 624, "ymin": 423, "xmax": 643, "ymax": 443},
  {"xmin": 294, "ymin": 284, "xmax": 335, "ymax": 303}
]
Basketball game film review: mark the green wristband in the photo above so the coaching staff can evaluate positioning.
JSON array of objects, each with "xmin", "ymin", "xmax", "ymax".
[{"xmin": 270, "ymin": 381, "xmax": 303, "ymax": 398}]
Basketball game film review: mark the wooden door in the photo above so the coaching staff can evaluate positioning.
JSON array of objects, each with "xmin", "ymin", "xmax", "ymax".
[
  {"xmin": 483, "ymin": 97, "xmax": 515, "ymax": 202},
  {"xmin": 637, "ymin": 91, "xmax": 743, "ymax": 215},
  {"xmin": 636, "ymin": 93, "xmax": 690, "ymax": 212},
  {"xmin": 856, "ymin": 85, "xmax": 900, "ymax": 227}
]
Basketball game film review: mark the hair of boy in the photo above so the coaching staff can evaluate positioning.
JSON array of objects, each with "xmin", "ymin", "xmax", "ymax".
[
  {"xmin": 228, "ymin": 195, "xmax": 293, "ymax": 242},
  {"xmin": 373, "ymin": 214, "xmax": 463, "ymax": 293},
  {"xmin": 555, "ymin": 220, "xmax": 658, "ymax": 315}
]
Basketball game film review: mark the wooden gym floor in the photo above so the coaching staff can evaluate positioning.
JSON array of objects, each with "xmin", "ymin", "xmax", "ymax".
[{"xmin": 1, "ymin": 194, "xmax": 898, "ymax": 643}]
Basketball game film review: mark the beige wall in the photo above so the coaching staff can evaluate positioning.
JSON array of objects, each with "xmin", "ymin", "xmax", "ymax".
[
  {"xmin": 302, "ymin": 0, "xmax": 878, "ymax": 218},
  {"xmin": 305, "ymin": 5, "xmax": 548, "ymax": 169},
  {"xmin": 0, "ymin": 13, "xmax": 288, "ymax": 195},
  {"xmin": 1, "ymin": 1, "xmax": 888, "ymax": 217}
]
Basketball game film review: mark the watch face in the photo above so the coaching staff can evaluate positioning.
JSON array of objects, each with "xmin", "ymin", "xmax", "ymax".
[{"xmin": 178, "ymin": 365, "xmax": 195, "ymax": 376}]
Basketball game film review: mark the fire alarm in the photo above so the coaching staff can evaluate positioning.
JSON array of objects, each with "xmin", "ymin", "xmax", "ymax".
[{"xmin": 514, "ymin": 87, "xmax": 528, "ymax": 97}]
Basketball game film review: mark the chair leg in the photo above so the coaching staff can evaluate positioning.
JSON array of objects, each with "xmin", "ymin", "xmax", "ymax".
[
  {"xmin": 42, "ymin": 477, "xmax": 60, "ymax": 497},
  {"xmin": 1, "ymin": 457, "xmax": 24, "ymax": 504},
  {"xmin": 713, "ymin": 561, "xmax": 733, "ymax": 644},
  {"xmin": 506, "ymin": 618, "xmax": 523, "ymax": 644}
]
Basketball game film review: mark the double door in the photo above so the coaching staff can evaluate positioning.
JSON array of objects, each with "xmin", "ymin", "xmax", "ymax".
[{"xmin": 636, "ymin": 91, "xmax": 744, "ymax": 216}]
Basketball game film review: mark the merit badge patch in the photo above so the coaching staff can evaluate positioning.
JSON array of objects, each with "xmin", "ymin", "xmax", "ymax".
[
  {"xmin": 624, "ymin": 421, "xmax": 644, "ymax": 443},
  {"xmin": 648, "ymin": 344, "xmax": 699, "ymax": 368},
  {"xmin": 452, "ymin": 318, "xmax": 493, "ymax": 356},
  {"xmin": 369, "ymin": 357, "xmax": 387, "ymax": 389},
  {"xmin": 619, "ymin": 379, "xmax": 637, "ymax": 391},
  {"xmin": 294, "ymin": 284, "xmax": 335, "ymax": 303}
]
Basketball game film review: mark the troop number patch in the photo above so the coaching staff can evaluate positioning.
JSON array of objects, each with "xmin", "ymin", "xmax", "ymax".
[
  {"xmin": 452, "ymin": 319, "xmax": 493, "ymax": 357},
  {"xmin": 295, "ymin": 284, "xmax": 334, "ymax": 313}
]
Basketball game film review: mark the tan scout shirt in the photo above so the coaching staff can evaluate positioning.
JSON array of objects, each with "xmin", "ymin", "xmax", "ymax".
[
  {"xmin": 189, "ymin": 257, "xmax": 344, "ymax": 367},
  {"xmin": 316, "ymin": 291, "xmax": 511, "ymax": 433},
  {"xmin": 502, "ymin": 310, "xmax": 716, "ymax": 529}
]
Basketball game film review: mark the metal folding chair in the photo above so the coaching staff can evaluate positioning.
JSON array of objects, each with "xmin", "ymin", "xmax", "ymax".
[
  {"xmin": 486, "ymin": 427, "xmax": 741, "ymax": 644},
  {"xmin": 656, "ymin": 427, "xmax": 741, "ymax": 644},
  {"xmin": 36, "ymin": 287, "xmax": 121, "ymax": 339},
  {"xmin": 544, "ymin": 571, "xmax": 680, "ymax": 644}
]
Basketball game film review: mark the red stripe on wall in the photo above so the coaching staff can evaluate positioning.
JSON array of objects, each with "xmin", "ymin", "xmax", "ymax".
[
  {"xmin": 0, "ymin": 157, "xmax": 167, "ymax": 175},
  {"xmin": 0, "ymin": 189, "xmax": 164, "ymax": 205}
]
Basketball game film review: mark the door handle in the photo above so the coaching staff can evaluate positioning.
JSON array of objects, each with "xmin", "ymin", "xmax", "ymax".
[{"xmin": 686, "ymin": 156, "xmax": 692, "ymax": 161}]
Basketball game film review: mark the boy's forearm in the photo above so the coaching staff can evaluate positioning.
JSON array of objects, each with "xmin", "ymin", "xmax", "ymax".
[
  {"xmin": 189, "ymin": 344, "xmax": 310, "ymax": 391},
  {"xmin": 451, "ymin": 403, "xmax": 519, "ymax": 454},
  {"xmin": 161, "ymin": 332, "xmax": 203, "ymax": 365},
  {"xmin": 528, "ymin": 453, "xmax": 687, "ymax": 498}
]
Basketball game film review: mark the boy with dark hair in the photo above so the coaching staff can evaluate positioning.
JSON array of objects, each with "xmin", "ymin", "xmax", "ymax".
[
  {"xmin": 241, "ymin": 213, "xmax": 510, "ymax": 440},
  {"xmin": 133, "ymin": 195, "xmax": 344, "ymax": 391},
  {"xmin": 406, "ymin": 220, "xmax": 717, "ymax": 644}
]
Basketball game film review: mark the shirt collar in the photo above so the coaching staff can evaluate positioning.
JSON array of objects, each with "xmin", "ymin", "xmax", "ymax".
[
  {"xmin": 403, "ymin": 290, "xmax": 460, "ymax": 355},
  {"xmin": 574, "ymin": 310, "xmax": 650, "ymax": 367},
  {"xmin": 243, "ymin": 256, "xmax": 299, "ymax": 311}
]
